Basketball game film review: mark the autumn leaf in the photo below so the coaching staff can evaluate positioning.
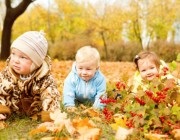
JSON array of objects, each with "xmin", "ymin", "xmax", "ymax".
[
  {"xmin": 172, "ymin": 129, "xmax": 180, "ymax": 140},
  {"xmin": 110, "ymin": 114, "xmax": 127, "ymax": 130},
  {"xmin": 82, "ymin": 107, "xmax": 100, "ymax": 117},
  {"xmin": 64, "ymin": 119, "xmax": 76, "ymax": 136},
  {"xmin": 29, "ymin": 110, "xmax": 77, "ymax": 137},
  {"xmin": 72, "ymin": 118, "xmax": 101, "ymax": 139},
  {"xmin": 0, "ymin": 121, "xmax": 7, "ymax": 130},
  {"xmin": 115, "ymin": 127, "xmax": 133, "ymax": 140},
  {"xmin": 50, "ymin": 110, "xmax": 67, "ymax": 123},
  {"xmin": 29, "ymin": 125, "xmax": 47, "ymax": 136},
  {"xmin": 144, "ymin": 133, "xmax": 168, "ymax": 140},
  {"xmin": 77, "ymin": 127, "xmax": 101, "ymax": 140}
]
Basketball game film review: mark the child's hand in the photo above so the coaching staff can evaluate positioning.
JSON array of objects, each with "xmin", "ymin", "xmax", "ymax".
[
  {"xmin": 66, "ymin": 107, "xmax": 77, "ymax": 112},
  {"xmin": 0, "ymin": 114, "xmax": 6, "ymax": 120}
]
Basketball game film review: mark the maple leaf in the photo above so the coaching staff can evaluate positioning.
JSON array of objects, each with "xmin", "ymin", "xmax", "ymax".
[
  {"xmin": 0, "ymin": 121, "xmax": 7, "ymax": 130},
  {"xmin": 78, "ymin": 127, "xmax": 101, "ymax": 140},
  {"xmin": 29, "ymin": 125, "xmax": 47, "ymax": 136},
  {"xmin": 144, "ymin": 133, "xmax": 168, "ymax": 140},
  {"xmin": 115, "ymin": 127, "xmax": 133, "ymax": 140},
  {"xmin": 82, "ymin": 107, "xmax": 100, "ymax": 117},
  {"xmin": 64, "ymin": 119, "xmax": 77, "ymax": 136},
  {"xmin": 110, "ymin": 114, "xmax": 127, "ymax": 130},
  {"xmin": 50, "ymin": 110, "xmax": 67, "ymax": 123},
  {"xmin": 172, "ymin": 129, "xmax": 180, "ymax": 140},
  {"xmin": 72, "ymin": 118, "xmax": 101, "ymax": 139},
  {"xmin": 29, "ymin": 110, "xmax": 77, "ymax": 137},
  {"xmin": 50, "ymin": 110, "xmax": 76, "ymax": 135}
]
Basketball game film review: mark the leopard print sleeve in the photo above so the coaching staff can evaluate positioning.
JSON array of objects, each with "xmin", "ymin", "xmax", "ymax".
[{"xmin": 40, "ymin": 74, "xmax": 61, "ymax": 112}]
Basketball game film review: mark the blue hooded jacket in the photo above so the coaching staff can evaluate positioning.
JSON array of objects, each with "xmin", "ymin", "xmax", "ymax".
[{"xmin": 63, "ymin": 63, "xmax": 106, "ymax": 109}]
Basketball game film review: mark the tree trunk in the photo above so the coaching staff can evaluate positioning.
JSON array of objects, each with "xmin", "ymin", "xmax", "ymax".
[
  {"xmin": 0, "ymin": 0, "xmax": 35, "ymax": 60},
  {"xmin": 1, "ymin": 14, "xmax": 14, "ymax": 60},
  {"xmin": 100, "ymin": 31, "xmax": 108, "ymax": 60}
]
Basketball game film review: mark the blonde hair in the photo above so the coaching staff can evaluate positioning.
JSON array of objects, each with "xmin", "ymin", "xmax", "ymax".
[
  {"xmin": 75, "ymin": 46, "xmax": 100, "ymax": 66},
  {"xmin": 134, "ymin": 51, "xmax": 160, "ymax": 70}
]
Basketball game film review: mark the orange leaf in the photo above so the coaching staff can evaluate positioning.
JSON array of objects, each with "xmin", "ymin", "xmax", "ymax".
[
  {"xmin": 72, "ymin": 118, "xmax": 101, "ymax": 139},
  {"xmin": 77, "ymin": 127, "xmax": 101, "ymax": 140},
  {"xmin": 0, "ymin": 121, "xmax": 7, "ymax": 130},
  {"xmin": 82, "ymin": 108, "xmax": 100, "ymax": 117},
  {"xmin": 29, "ymin": 125, "xmax": 47, "ymax": 136},
  {"xmin": 73, "ymin": 118, "xmax": 95, "ymax": 128}
]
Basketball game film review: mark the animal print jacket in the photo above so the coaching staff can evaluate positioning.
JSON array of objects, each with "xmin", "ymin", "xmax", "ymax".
[{"xmin": 0, "ymin": 56, "xmax": 60, "ymax": 117}]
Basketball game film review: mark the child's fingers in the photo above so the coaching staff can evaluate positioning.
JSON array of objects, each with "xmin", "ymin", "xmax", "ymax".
[{"xmin": 0, "ymin": 114, "xmax": 6, "ymax": 120}]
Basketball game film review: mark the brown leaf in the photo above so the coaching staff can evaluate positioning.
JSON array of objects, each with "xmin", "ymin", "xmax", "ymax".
[
  {"xmin": 172, "ymin": 129, "xmax": 180, "ymax": 140},
  {"xmin": 82, "ymin": 108, "xmax": 100, "ymax": 117},
  {"xmin": 29, "ymin": 125, "xmax": 47, "ymax": 136},
  {"xmin": 144, "ymin": 133, "xmax": 168, "ymax": 140},
  {"xmin": 72, "ymin": 118, "xmax": 101, "ymax": 139},
  {"xmin": 78, "ymin": 127, "xmax": 101, "ymax": 140},
  {"xmin": 64, "ymin": 119, "xmax": 76, "ymax": 135},
  {"xmin": 115, "ymin": 127, "xmax": 133, "ymax": 140},
  {"xmin": 0, "ymin": 121, "xmax": 7, "ymax": 130}
]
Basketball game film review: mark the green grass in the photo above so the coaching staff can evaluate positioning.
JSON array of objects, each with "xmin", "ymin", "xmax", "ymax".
[
  {"xmin": 0, "ymin": 109, "xmax": 115, "ymax": 140},
  {"xmin": 0, "ymin": 115, "xmax": 39, "ymax": 139}
]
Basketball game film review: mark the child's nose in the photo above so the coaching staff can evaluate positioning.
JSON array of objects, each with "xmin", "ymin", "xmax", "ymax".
[
  {"xmin": 13, "ymin": 55, "xmax": 20, "ymax": 63},
  {"xmin": 146, "ymin": 70, "xmax": 152, "ymax": 75},
  {"xmin": 82, "ymin": 69, "xmax": 87, "ymax": 74}
]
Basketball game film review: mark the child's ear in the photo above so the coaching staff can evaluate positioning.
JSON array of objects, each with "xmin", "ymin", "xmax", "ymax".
[{"xmin": 96, "ymin": 66, "xmax": 99, "ymax": 70}]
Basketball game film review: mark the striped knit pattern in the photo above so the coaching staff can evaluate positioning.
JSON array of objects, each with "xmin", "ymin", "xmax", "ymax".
[{"xmin": 11, "ymin": 31, "xmax": 48, "ymax": 68}]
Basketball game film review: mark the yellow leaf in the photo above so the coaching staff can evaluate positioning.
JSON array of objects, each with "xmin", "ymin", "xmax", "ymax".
[
  {"xmin": 72, "ymin": 118, "xmax": 101, "ymax": 139},
  {"xmin": 64, "ymin": 119, "xmax": 76, "ymax": 135},
  {"xmin": 144, "ymin": 133, "xmax": 168, "ymax": 140},
  {"xmin": 110, "ymin": 123, "xmax": 119, "ymax": 130},
  {"xmin": 29, "ymin": 126, "xmax": 47, "ymax": 136},
  {"xmin": 50, "ymin": 110, "xmax": 67, "ymax": 124},
  {"xmin": 115, "ymin": 127, "xmax": 133, "ymax": 140},
  {"xmin": 82, "ymin": 107, "xmax": 100, "ymax": 117},
  {"xmin": 41, "ymin": 111, "xmax": 52, "ymax": 122},
  {"xmin": 172, "ymin": 129, "xmax": 180, "ymax": 140},
  {"xmin": 78, "ymin": 127, "xmax": 101, "ymax": 140},
  {"xmin": 73, "ymin": 118, "xmax": 95, "ymax": 128},
  {"xmin": 0, "ymin": 121, "xmax": 7, "ymax": 130},
  {"xmin": 111, "ymin": 114, "xmax": 127, "ymax": 129}
]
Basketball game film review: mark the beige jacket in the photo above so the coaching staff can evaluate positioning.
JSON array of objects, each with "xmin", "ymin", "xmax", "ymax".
[{"xmin": 0, "ymin": 56, "xmax": 60, "ymax": 117}]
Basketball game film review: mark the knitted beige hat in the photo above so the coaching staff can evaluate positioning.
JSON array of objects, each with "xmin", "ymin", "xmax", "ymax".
[{"xmin": 11, "ymin": 31, "xmax": 48, "ymax": 72}]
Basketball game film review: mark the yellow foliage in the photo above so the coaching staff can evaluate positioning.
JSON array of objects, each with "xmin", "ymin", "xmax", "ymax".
[
  {"xmin": 110, "ymin": 114, "xmax": 127, "ymax": 130},
  {"xmin": 29, "ymin": 125, "xmax": 47, "ymax": 136},
  {"xmin": 144, "ymin": 133, "xmax": 168, "ymax": 140}
]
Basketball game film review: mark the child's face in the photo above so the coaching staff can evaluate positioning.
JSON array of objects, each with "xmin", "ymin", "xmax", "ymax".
[
  {"xmin": 10, "ymin": 48, "xmax": 33, "ymax": 75},
  {"xmin": 138, "ymin": 58, "xmax": 159, "ymax": 81},
  {"xmin": 76, "ymin": 60, "xmax": 98, "ymax": 82}
]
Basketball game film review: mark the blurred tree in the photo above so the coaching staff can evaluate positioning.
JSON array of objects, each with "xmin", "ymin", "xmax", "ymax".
[
  {"xmin": 127, "ymin": 0, "xmax": 178, "ymax": 50},
  {"xmin": 1, "ymin": 0, "xmax": 36, "ymax": 60},
  {"xmin": 82, "ymin": 1, "xmax": 125, "ymax": 59},
  {"xmin": 147, "ymin": 0, "xmax": 177, "ymax": 40},
  {"xmin": 13, "ymin": 4, "xmax": 59, "ymax": 43}
]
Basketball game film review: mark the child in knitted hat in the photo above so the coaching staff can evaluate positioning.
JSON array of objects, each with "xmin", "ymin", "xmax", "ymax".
[{"xmin": 0, "ymin": 31, "xmax": 60, "ymax": 121}]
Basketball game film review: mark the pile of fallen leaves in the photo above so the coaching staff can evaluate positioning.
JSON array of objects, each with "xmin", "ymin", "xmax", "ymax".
[{"xmin": 29, "ymin": 109, "xmax": 101, "ymax": 140}]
